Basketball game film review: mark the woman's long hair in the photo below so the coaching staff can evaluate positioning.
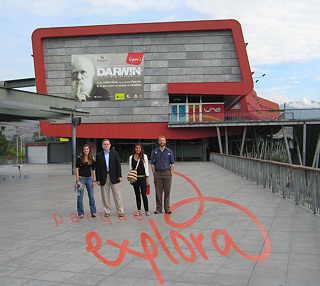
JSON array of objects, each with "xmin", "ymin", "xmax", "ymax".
[
  {"xmin": 80, "ymin": 144, "xmax": 93, "ymax": 165},
  {"xmin": 132, "ymin": 143, "xmax": 144, "ymax": 162}
]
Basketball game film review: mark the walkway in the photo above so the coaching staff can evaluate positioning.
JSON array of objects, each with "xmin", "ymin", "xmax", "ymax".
[{"xmin": 0, "ymin": 162, "xmax": 319, "ymax": 285}]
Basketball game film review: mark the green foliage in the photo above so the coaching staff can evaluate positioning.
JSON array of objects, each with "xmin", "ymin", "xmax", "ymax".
[
  {"xmin": 8, "ymin": 147, "xmax": 16, "ymax": 157},
  {"xmin": 0, "ymin": 126, "xmax": 5, "ymax": 135},
  {"xmin": 271, "ymin": 155, "xmax": 290, "ymax": 163},
  {"xmin": 0, "ymin": 134, "xmax": 9, "ymax": 156},
  {"xmin": 32, "ymin": 130, "xmax": 59, "ymax": 142}
]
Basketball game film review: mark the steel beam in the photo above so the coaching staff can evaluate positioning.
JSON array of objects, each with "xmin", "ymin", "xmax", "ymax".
[
  {"xmin": 312, "ymin": 132, "xmax": 320, "ymax": 168},
  {"xmin": 225, "ymin": 126, "xmax": 229, "ymax": 155},
  {"xmin": 282, "ymin": 126, "xmax": 292, "ymax": 164},
  {"xmin": 240, "ymin": 126, "xmax": 247, "ymax": 156},
  {"xmin": 0, "ymin": 78, "xmax": 36, "ymax": 88},
  {"xmin": 0, "ymin": 86, "xmax": 88, "ymax": 121},
  {"xmin": 303, "ymin": 124, "xmax": 306, "ymax": 166},
  {"xmin": 216, "ymin": 126, "xmax": 223, "ymax": 154}
]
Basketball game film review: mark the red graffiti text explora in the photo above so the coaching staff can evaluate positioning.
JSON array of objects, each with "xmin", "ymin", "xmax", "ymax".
[{"xmin": 58, "ymin": 171, "xmax": 271, "ymax": 285}]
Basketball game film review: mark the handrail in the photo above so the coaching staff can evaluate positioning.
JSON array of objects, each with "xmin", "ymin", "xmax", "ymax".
[
  {"xmin": 210, "ymin": 152, "xmax": 320, "ymax": 215},
  {"xmin": 0, "ymin": 156, "xmax": 27, "ymax": 165},
  {"xmin": 169, "ymin": 108, "xmax": 320, "ymax": 123}
]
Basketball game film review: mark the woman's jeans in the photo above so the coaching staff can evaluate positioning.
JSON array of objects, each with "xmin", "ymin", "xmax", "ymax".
[{"xmin": 77, "ymin": 176, "xmax": 96, "ymax": 216}]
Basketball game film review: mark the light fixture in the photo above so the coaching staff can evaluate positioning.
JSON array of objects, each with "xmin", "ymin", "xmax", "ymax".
[{"xmin": 253, "ymin": 73, "xmax": 266, "ymax": 83}]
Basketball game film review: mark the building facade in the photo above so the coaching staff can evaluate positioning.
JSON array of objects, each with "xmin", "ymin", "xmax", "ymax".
[{"xmin": 32, "ymin": 20, "xmax": 277, "ymax": 161}]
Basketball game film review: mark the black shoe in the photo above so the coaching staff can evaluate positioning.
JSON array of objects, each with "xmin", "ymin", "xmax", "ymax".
[
  {"xmin": 154, "ymin": 211, "xmax": 160, "ymax": 214},
  {"xmin": 91, "ymin": 213, "xmax": 96, "ymax": 217},
  {"xmin": 165, "ymin": 210, "xmax": 172, "ymax": 214}
]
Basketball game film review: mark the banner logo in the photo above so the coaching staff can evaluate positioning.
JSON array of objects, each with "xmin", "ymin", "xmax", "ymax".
[
  {"xmin": 115, "ymin": 93, "xmax": 125, "ymax": 100},
  {"xmin": 126, "ymin": 53, "xmax": 144, "ymax": 65}
]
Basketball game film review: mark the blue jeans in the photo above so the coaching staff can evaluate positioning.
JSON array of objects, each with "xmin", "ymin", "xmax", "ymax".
[{"xmin": 77, "ymin": 177, "xmax": 96, "ymax": 216}]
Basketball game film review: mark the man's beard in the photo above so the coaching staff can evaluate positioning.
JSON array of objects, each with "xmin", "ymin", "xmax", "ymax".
[{"xmin": 71, "ymin": 80, "xmax": 93, "ymax": 98}]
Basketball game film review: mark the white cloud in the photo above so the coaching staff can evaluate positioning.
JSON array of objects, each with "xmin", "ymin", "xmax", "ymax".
[
  {"xmin": 2, "ymin": 0, "xmax": 69, "ymax": 16},
  {"xmin": 257, "ymin": 86, "xmax": 320, "ymax": 107},
  {"xmin": 287, "ymin": 97, "xmax": 320, "ymax": 108},
  {"xmin": 3, "ymin": 0, "xmax": 181, "ymax": 17},
  {"xmin": 85, "ymin": 0, "xmax": 180, "ymax": 11},
  {"xmin": 3, "ymin": 0, "xmax": 320, "ymax": 67},
  {"xmin": 301, "ymin": 97, "xmax": 320, "ymax": 108},
  {"xmin": 185, "ymin": 0, "xmax": 320, "ymax": 65},
  {"xmin": 1, "ymin": 0, "xmax": 319, "ymax": 105},
  {"xmin": 256, "ymin": 86, "xmax": 296, "ymax": 104}
]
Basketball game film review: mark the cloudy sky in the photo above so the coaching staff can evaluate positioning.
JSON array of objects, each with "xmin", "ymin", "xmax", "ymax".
[{"xmin": 1, "ymin": 0, "xmax": 320, "ymax": 107}]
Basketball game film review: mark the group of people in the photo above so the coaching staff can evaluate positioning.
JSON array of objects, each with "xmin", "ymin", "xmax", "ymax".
[{"xmin": 75, "ymin": 136, "xmax": 175, "ymax": 218}]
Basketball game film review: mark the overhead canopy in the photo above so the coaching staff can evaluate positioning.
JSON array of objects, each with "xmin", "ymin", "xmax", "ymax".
[{"xmin": 0, "ymin": 79, "xmax": 88, "ymax": 123}]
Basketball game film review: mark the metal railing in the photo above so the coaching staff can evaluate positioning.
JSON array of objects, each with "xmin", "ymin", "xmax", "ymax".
[
  {"xmin": 282, "ymin": 108, "xmax": 320, "ymax": 120},
  {"xmin": 210, "ymin": 152, "xmax": 320, "ymax": 215},
  {"xmin": 0, "ymin": 156, "xmax": 27, "ymax": 165},
  {"xmin": 169, "ymin": 108, "xmax": 320, "ymax": 123}
]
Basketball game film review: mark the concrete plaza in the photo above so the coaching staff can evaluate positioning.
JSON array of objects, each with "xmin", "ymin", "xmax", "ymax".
[{"xmin": 0, "ymin": 162, "xmax": 319, "ymax": 286}]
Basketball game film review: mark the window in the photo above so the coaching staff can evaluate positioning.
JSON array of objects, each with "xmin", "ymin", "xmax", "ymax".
[
  {"xmin": 188, "ymin": 96, "xmax": 200, "ymax": 103},
  {"xmin": 169, "ymin": 95, "xmax": 225, "ymax": 123},
  {"xmin": 169, "ymin": 95, "xmax": 186, "ymax": 103},
  {"xmin": 202, "ymin": 95, "xmax": 224, "ymax": 103}
]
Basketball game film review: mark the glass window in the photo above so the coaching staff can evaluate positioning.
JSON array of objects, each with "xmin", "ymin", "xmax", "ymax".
[
  {"xmin": 231, "ymin": 102, "xmax": 242, "ymax": 109},
  {"xmin": 188, "ymin": 96, "xmax": 200, "ymax": 103},
  {"xmin": 202, "ymin": 95, "xmax": 224, "ymax": 103},
  {"xmin": 169, "ymin": 95, "xmax": 186, "ymax": 103},
  {"xmin": 170, "ymin": 105, "xmax": 178, "ymax": 122},
  {"xmin": 179, "ymin": 105, "xmax": 186, "ymax": 122}
]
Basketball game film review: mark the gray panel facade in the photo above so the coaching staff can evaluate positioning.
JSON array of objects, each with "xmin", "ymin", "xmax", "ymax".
[{"xmin": 42, "ymin": 30, "xmax": 241, "ymax": 124}]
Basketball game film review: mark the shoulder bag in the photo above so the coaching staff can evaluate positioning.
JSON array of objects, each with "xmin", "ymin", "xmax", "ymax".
[{"xmin": 127, "ymin": 159, "xmax": 140, "ymax": 183}]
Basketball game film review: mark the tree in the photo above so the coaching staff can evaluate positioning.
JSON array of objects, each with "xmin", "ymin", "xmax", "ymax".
[
  {"xmin": 32, "ymin": 130, "xmax": 43, "ymax": 141},
  {"xmin": 0, "ymin": 126, "xmax": 9, "ymax": 156},
  {"xmin": 31, "ymin": 130, "xmax": 59, "ymax": 142}
]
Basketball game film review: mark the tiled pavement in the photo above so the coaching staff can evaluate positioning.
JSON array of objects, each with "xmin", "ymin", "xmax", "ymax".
[{"xmin": 0, "ymin": 162, "xmax": 319, "ymax": 286}]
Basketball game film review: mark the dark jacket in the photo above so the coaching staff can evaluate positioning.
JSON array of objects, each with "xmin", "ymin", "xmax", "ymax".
[{"xmin": 96, "ymin": 150, "xmax": 122, "ymax": 185}]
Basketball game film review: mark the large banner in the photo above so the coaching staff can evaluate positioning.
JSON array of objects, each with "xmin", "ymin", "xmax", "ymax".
[{"xmin": 71, "ymin": 53, "xmax": 144, "ymax": 101}]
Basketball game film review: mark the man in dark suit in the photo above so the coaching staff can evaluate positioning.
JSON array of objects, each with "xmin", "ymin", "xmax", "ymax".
[{"xmin": 96, "ymin": 139, "xmax": 124, "ymax": 217}]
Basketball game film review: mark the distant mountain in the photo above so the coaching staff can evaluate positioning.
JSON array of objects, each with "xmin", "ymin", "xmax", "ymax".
[
  {"xmin": 280, "ymin": 100, "xmax": 320, "ymax": 109},
  {"xmin": 279, "ymin": 100, "xmax": 320, "ymax": 120},
  {"xmin": 2, "ymin": 121, "xmax": 39, "ymax": 141}
]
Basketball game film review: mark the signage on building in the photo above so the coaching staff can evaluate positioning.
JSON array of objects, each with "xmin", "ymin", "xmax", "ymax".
[
  {"xmin": 71, "ymin": 53, "xmax": 144, "ymax": 102},
  {"xmin": 202, "ymin": 104, "xmax": 225, "ymax": 121}
]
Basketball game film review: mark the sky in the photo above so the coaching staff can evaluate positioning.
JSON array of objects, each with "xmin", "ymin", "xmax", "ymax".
[{"xmin": 1, "ymin": 0, "xmax": 320, "ymax": 108}]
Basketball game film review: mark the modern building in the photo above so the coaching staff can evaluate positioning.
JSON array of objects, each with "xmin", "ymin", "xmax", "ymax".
[{"xmin": 32, "ymin": 19, "xmax": 279, "ymax": 161}]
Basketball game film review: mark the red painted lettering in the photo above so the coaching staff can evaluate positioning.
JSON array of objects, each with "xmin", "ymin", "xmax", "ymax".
[
  {"xmin": 83, "ymin": 170, "xmax": 271, "ymax": 284},
  {"xmin": 99, "ymin": 212, "xmax": 112, "ymax": 225},
  {"xmin": 190, "ymin": 233, "xmax": 208, "ymax": 260},
  {"xmin": 117, "ymin": 214, "xmax": 127, "ymax": 222},
  {"xmin": 170, "ymin": 230, "xmax": 196, "ymax": 263},
  {"xmin": 52, "ymin": 213, "xmax": 63, "ymax": 227}
]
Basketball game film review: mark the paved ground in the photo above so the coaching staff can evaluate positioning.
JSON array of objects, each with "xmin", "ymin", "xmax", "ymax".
[{"xmin": 0, "ymin": 162, "xmax": 319, "ymax": 286}]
